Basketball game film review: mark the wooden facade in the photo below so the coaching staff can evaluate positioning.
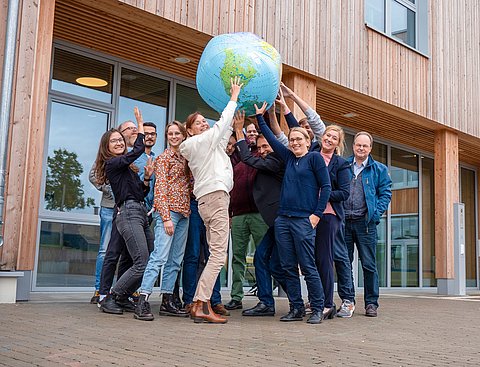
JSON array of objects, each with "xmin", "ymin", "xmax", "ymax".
[{"xmin": 0, "ymin": 0, "xmax": 478, "ymax": 288}]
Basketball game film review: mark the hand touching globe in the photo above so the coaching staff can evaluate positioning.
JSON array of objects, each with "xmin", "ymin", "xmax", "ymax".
[{"xmin": 196, "ymin": 32, "xmax": 282, "ymax": 116}]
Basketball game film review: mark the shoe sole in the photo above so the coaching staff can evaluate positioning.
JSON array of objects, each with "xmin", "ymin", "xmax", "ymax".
[
  {"xmin": 242, "ymin": 313, "xmax": 275, "ymax": 317},
  {"xmin": 224, "ymin": 306, "xmax": 242, "ymax": 310},
  {"xmin": 279, "ymin": 318, "xmax": 303, "ymax": 322},
  {"xmin": 193, "ymin": 317, "xmax": 227, "ymax": 324},
  {"xmin": 159, "ymin": 311, "xmax": 190, "ymax": 317},
  {"xmin": 134, "ymin": 314, "xmax": 154, "ymax": 321},
  {"xmin": 100, "ymin": 307, "xmax": 123, "ymax": 315},
  {"xmin": 365, "ymin": 313, "xmax": 377, "ymax": 317},
  {"xmin": 307, "ymin": 320, "xmax": 322, "ymax": 324}
]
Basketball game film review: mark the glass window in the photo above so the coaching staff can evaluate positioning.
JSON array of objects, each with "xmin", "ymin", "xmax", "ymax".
[
  {"xmin": 36, "ymin": 221, "xmax": 100, "ymax": 287},
  {"xmin": 461, "ymin": 168, "xmax": 477, "ymax": 287},
  {"xmin": 366, "ymin": 0, "xmax": 385, "ymax": 31},
  {"xmin": 390, "ymin": 147, "xmax": 419, "ymax": 287},
  {"xmin": 421, "ymin": 157, "xmax": 436, "ymax": 286},
  {"xmin": 391, "ymin": 0, "xmax": 416, "ymax": 48},
  {"xmin": 175, "ymin": 84, "xmax": 219, "ymax": 125},
  {"xmin": 51, "ymin": 48, "xmax": 113, "ymax": 103},
  {"xmin": 44, "ymin": 102, "xmax": 108, "ymax": 214},
  {"xmin": 118, "ymin": 68, "xmax": 169, "ymax": 152}
]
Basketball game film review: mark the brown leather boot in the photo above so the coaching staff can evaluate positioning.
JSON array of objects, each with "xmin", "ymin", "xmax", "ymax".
[{"xmin": 191, "ymin": 300, "xmax": 227, "ymax": 324}]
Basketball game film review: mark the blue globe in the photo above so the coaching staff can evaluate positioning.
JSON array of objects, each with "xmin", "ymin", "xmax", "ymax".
[{"xmin": 196, "ymin": 32, "xmax": 282, "ymax": 116}]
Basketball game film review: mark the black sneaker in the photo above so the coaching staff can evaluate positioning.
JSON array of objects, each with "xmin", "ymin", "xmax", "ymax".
[
  {"xmin": 134, "ymin": 295, "xmax": 154, "ymax": 321},
  {"xmin": 99, "ymin": 293, "xmax": 123, "ymax": 315},
  {"xmin": 307, "ymin": 310, "xmax": 322, "ymax": 324},
  {"xmin": 224, "ymin": 299, "xmax": 243, "ymax": 310},
  {"xmin": 115, "ymin": 295, "xmax": 136, "ymax": 313}
]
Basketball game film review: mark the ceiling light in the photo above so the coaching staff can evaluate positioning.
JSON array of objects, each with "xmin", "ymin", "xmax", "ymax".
[
  {"xmin": 342, "ymin": 112, "xmax": 358, "ymax": 118},
  {"xmin": 76, "ymin": 77, "xmax": 108, "ymax": 87},
  {"xmin": 174, "ymin": 56, "xmax": 191, "ymax": 64}
]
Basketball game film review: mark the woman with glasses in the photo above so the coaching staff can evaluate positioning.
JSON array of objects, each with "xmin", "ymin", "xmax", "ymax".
[
  {"xmin": 94, "ymin": 107, "xmax": 155, "ymax": 320},
  {"xmin": 254, "ymin": 101, "xmax": 331, "ymax": 324}
]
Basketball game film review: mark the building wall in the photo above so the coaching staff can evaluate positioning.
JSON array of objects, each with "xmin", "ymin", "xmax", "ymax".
[{"xmin": 123, "ymin": 0, "xmax": 480, "ymax": 138}]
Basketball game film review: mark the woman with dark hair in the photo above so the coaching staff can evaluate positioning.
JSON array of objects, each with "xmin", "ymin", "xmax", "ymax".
[
  {"xmin": 254, "ymin": 101, "xmax": 331, "ymax": 324},
  {"xmin": 135, "ymin": 121, "xmax": 192, "ymax": 320},
  {"xmin": 179, "ymin": 77, "xmax": 242, "ymax": 324},
  {"xmin": 95, "ymin": 107, "xmax": 154, "ymax": 320}
]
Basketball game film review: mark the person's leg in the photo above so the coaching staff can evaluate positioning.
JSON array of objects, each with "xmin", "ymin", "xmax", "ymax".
[
  {"xmin": 182, "ymin": 200, "xmax": 202, "ymax": 306},
  {"xmin": 111, "ymin": 202, "xmax": 151, "ymax": 297},
  {"xmin": 252, "ymin": 226, "xmax": 275, "ymax": 307},
  {"xmin": 354, "ymin": 220, "xmax": 379, "ymax": 308},
  {"xmin": 333, "ymin": 222, "xmax": 355, "ymax": 303},
  {"xmin": 229, "ymin": 214, "xmax": 250, "ymax": 304},
  {"xmin": 94, "ymin": 207, "xmax": 114, "ymax": 294},
  {"xmin": 314, "ymin": 214, "xmax": 340, "ymax": 310},
  {"xmin": 248, "ymin": 212, "xmax": 269, "ymax": 250}
]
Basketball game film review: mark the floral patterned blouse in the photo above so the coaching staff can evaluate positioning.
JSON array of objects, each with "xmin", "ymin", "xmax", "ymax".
[{"xmin": 154, "ymin": 148, "xmax": 192, "ymax": 221}]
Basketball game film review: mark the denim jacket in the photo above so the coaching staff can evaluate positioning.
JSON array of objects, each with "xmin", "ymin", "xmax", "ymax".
[{"xmin": 346, "ymin": 155, "xmax": 392, "ymax": 225}]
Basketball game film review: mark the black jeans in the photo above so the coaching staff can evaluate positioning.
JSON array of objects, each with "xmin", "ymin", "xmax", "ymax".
[{"xmin": 111, "ymin": 201, "xmax": 154, "ymax": 297}]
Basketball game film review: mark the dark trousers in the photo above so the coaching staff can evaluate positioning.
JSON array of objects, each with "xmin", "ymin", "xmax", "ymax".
[
  {"xmin": 275, "ymin": 216, "xmax": 324, "ymax": 312},
  {"xmin": 345, "ymin": 218, "xmax": 379, "ymax": 307},
  {"xmin": 253, "ymin": 226, "xmax": 287, "ymax": 307},
  {"xmin": 111, "ymin": 201, "xmax": 154, "ymax": 297},
  {"xmin": 182, "ymin": 199, "xmax": 222, "ymax": 306},
  {"xmin": 314, "ymin": 214, "xmax": 341, "ymax": 308},
  {"xmin": 333, "ymin": 222, "xmax": 355, "ymax": 303}
]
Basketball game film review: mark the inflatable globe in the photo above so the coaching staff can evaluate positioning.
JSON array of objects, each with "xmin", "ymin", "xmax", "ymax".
[{"xmin": 196, "ymin": 32, "xmax": 282, "ymax": 116}]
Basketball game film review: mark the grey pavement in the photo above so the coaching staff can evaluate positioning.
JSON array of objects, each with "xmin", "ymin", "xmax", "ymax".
[{"xmin": 1, "ymin": 291, "xmax": 480, "ymax": 366}]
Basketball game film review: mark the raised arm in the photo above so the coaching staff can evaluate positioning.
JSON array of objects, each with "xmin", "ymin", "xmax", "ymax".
[
  {"xmin": 267, "ymin": 103, "xmax": 289, "ymax": 147},
  {"xmin": 255, "ymin": 102, "xmax": 291, "ymax": 162},
  {"xmin": 236, "ymin": 139, "xmax": 283, "ymax": 173}
]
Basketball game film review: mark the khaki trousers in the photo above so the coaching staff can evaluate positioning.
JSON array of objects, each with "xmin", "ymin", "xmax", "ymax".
[{"xmin": 194, "ymin": 190, "xmax": 230, "ymax": 302}]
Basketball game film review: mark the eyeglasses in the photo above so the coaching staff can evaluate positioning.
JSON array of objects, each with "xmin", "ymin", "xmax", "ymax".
[
  {"xmin": 109, "ymin": 138, "xmax": 124, "ymax": 144},
  {"xmin": 354, "ymin": 143, "xmax": 370, "ymax": 149},
  {"xmin": 289, "ymin": 137, "xmax": 305, "ymax": 143},
  {"xmin": 121, "ymin": 126, "xmax": 138, "ymax": 133},
  {"xmin": 144, "ymin": 132, "xmax": 157, "ymax": 137}
]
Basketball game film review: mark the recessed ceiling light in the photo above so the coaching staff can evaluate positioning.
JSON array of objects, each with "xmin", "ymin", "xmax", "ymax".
[
  {"xmin": 174, "ymin": 56, "xmax": 191, "ymax": 64},
  {"xmin": 76, "ymin": 77, "xmax": 108, "ymax": 87},
  {"xmin": 342, "ymin": 112, "xmax": 358, "ymax": 118}
]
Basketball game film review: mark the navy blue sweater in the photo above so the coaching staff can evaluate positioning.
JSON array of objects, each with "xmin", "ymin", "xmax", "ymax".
[{"xmin": 256, "ymin": 114, "xmax": 331, "ymax": 218}]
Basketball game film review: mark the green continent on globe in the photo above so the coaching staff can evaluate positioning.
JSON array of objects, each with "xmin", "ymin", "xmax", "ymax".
[{"xmin": 220, "ymin": 48, "xmax": 257, "ymax": 95}]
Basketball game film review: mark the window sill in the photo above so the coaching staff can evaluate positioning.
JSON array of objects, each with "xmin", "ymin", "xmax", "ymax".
[{"xmin": 365, "ymin": 23, "xmax": 430, "ymax": 59}]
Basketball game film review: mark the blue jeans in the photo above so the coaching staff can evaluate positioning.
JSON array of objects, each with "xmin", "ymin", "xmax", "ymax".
[
  {"xmin": 112, "ymin": 201, "xmax": 154, "ymax": 297},
  {"xmin": 140, "ymin": 211, "xmax": 189, "ymax": 294},
  {"xmin": 275, "ymin": 216, "xmax": 324, "ymax": 312},
  {"xmin": 182, "ymin": 199, "xmax": 222, "ymax": 306},
  {"xmin": 315, "ymin": 214, "xmax": 341, "ymax": 308},
  {"xmin": 333, "ymin": 222, "xmax": 355, "ymax": 303},
  {"xmin": 95, "ymin": 207, "xmax": 114, "ymax": 290},
  {"xmin": 345, "ymin": 218, "xmax": 379, "ymax": 307}
]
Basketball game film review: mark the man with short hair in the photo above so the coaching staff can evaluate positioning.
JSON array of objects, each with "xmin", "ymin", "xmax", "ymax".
[
  {"xmin": 341, "ymin": 131, "xmax": 392, "ymax": 318},
  {"xmin": 119, "ymin": 120, "xmax": 138, "ymax": 147}
]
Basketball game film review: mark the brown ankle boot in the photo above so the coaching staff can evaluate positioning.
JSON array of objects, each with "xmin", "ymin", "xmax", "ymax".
[{"xmin": 191, "ymin": 300, "xmax": 227, "ymax": 324}]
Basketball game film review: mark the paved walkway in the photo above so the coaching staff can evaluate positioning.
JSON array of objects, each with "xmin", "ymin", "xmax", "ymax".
[{"xmin": 1, "ymin": 292, "xmax": 480, "ymax": 366}]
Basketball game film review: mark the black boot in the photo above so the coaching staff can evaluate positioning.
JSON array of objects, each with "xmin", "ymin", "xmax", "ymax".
[
  {"xmin": 134, "ymin": 294, "xmax": 154, "ymax": 321},
  {"xmin": 280, "ymin": 306, "xmax": 305, "ymax": 322},
  {"xmin": 159, "ymin": 293, "xmax": 189, "ymax": 317},
  {"xmin": 115, "ymin": 295, "xmax": 136, "ymax": 312},
  {"xmin": 100, "ymin": 293, "xmax": 123, "ymax": 315}
]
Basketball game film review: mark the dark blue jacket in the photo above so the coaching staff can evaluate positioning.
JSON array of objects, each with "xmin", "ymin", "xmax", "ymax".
[
  {"xmin": 346, "ymin": 155, "xmax": 392, "ymax": 224},
  {"xmin": 257, "ymin": 114, "xmax": 331, "ymax": 218},
  {"xmin": 327, "ymin": 154, "xmax": 351, "ymax": 221}
]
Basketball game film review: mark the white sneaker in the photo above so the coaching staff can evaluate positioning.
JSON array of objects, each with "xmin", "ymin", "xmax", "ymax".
[{"xmin": 336, "ymin": 300, "xmax": 355, "ymax": 318}]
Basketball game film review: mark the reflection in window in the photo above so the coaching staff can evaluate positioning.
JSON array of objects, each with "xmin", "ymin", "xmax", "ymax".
[
  {"xmin": 51, "ymin": 48, "xmax": 113, "ymax": 103},
  {"xmin": 44, "ymin": 102, "xmax": 108, "ymax": 214},
  {"xmin": 391, "ymin": 0, "xmax": 416, "ymax": 48},
  {"xmin": 366, "ymin": 0, "xmax": 385, "ymax": 31},
  {"xmin": 175, "ymin": 84, "xmax": 219, "ymax": 124},
  {"xmin": 391, "ymin": 147, "xmax": 419, "ymax": 286},
  {"xmin": 118, "ymin": 68, "xmax": 169, "ymax": 152},
  {"xmin": 37, "ymin": 221, "xmax": 99, "ymax": 287},
  {"xmin": 461, "ymin": 168, "xmax": 477, "ymax": 287},
  {"xmin": 422, "ymin": 157, "xmax": 436, "ymax": 286}
]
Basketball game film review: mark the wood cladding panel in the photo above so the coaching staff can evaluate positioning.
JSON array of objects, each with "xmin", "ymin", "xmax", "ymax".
[{"xmin": 121, "ymin": 0, "xmax": 480, "ymax": 140}]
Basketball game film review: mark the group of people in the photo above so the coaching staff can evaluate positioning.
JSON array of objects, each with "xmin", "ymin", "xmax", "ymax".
[{"xmin": 90, "ymin": 76, "xmax": 392, "ymax": 325}]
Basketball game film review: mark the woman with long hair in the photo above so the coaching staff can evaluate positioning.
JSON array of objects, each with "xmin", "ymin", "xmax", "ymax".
[
  {"xmin": 179, "ymin": 77, "xmax": 242, "ymax": 324},
  {"xmin": 94, "ymin": 107, "xmax": 154, "ymax": 320}
]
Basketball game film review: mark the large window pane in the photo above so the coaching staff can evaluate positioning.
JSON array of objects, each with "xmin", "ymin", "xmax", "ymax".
[
  {"xmin": 37, "ymin": 221, "xmax": 99, "ymax": 287},
  {"xmin": 390, "ymin": 148, "xmax": 419, "ymax": 286},
  {"xmin": 461, "ymin": 168, "xmax": 477, "ymax": 287},
  {"xmin": 175, "ymin": 84, "xmax": 219, "ymax": 124},
  {"xmin": 44, "ymin": 102, "xmax": 108, "ymax": 214},
  {"xmin": 391, "ymin": 0, "xmax": 416, "ymax": 48},
  {"xmin": 52, "ymin": 48, "xmax": 113, "ymax": 103},
  {"xmin": 422, "ymin": 157, "xmax": 436, "ymax": 286},
  {"xmin": 118, "ymin": 68, "xmax": 169, "ymax": 152},
  {"xmin": 366, "ymin": 0, "xmax": 385, "ymax": 31}
]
